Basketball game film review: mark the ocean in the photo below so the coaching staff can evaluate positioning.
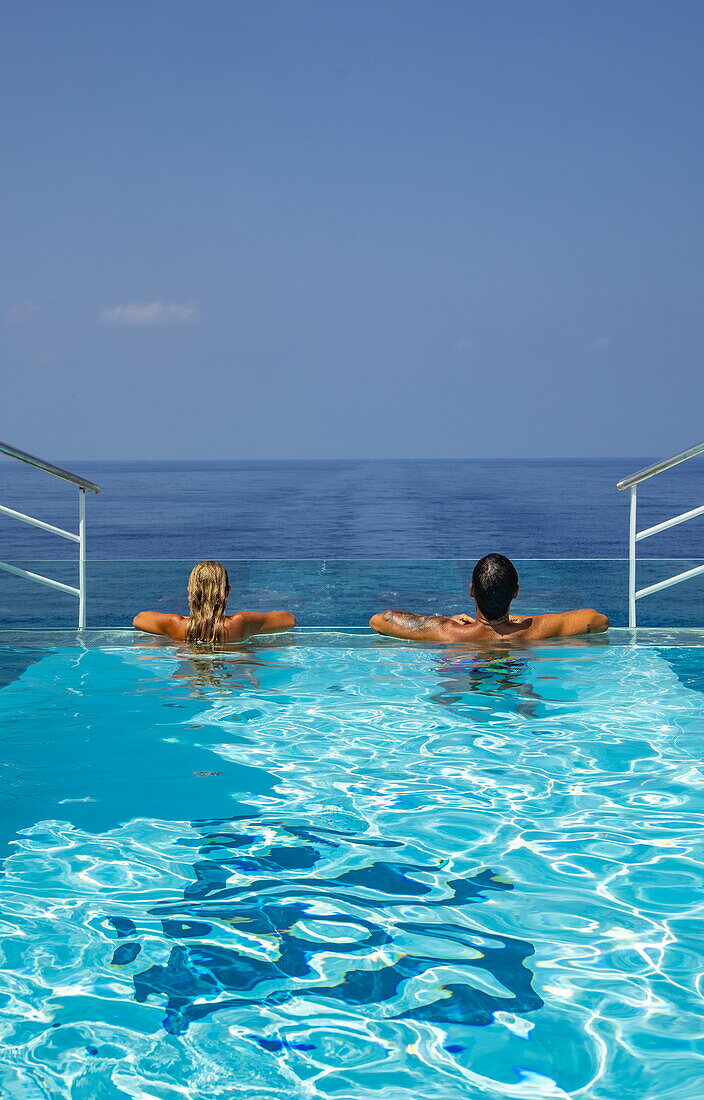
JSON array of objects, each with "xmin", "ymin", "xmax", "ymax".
[
  {"xmin": 2, "ymin": 456, "xmax": 703, "ymax": 559},
  {"xmin": 0, "ymin": 458, "xmax": 703, "ymax": 627}
]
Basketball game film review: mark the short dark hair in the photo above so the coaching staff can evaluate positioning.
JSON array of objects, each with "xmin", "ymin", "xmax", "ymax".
[{"xmin": 472, "ymin": 554, "xmax": 519, "ymax": 621}]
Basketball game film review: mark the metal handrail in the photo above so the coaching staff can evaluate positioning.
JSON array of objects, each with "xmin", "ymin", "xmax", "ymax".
[
  {"xmin": 0, "ymin": 441, "xmax": 101, "ymax": 628},
  {"xmin": 617, "ymin": 441, "xmax": 704, "ymax": 628},
  {"xmin": 617, "ymin": 440, "xmax": 704, "ymax": 491},
  {"xmin": 0, "ymin": 440, "xmax": 100, "ymax": 493}
]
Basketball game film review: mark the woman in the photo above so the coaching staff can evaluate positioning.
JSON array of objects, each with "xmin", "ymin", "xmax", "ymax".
[{"xmin": 133, "ymin": 560, "xmax": 296, "ymax": 643}]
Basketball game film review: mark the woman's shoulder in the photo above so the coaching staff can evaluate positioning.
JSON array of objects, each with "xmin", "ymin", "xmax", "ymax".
[
  {"xmin": 133, "ymin": 611, "xmax": 188, "ymax": 639},
  {"xmin": 156, "ymin": 612, "xmax": 189, "ymax": 639},
  {"xmin": 222, "ymin": 612, "xmax": 247, "ymax": 640}
]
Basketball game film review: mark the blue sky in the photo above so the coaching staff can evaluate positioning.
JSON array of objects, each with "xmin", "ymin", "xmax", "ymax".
[{"xmin": 1, "ymin": 0, "xmax": 703, "ymax": 459}]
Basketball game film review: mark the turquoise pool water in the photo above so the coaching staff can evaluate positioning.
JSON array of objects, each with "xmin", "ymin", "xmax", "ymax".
[{"xmin": 0, "ymin": 631, "xmax": 703, "ymax": 1098}]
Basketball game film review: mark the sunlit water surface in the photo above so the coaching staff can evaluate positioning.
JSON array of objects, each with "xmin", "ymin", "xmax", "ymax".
[{"xmin": 0, "ymin": 633, "xmax": 703, "ymax": 1099}]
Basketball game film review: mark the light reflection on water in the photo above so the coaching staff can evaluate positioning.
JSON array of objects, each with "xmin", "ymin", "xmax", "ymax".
[{"xmin": 0, "ymin": 636, "xmax": 703, "ymax": 1098}]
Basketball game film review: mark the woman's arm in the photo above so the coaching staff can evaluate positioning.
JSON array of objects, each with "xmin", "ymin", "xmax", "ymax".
[
  {"xmin": 226, "ymin": 611, "xmax": 297, "ymax": 640},
  {"xmin": 132, "ymin": 611, "xmax": 186, "ymax": 638}
]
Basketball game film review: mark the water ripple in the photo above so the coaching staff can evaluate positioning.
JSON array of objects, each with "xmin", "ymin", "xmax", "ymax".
[{"xmin": 0, "ymin": 642, "xmax": 703, "ymax": 1097}]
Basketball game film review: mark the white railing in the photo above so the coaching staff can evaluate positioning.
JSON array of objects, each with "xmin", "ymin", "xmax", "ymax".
[
  {"xmin": 617, "ymin": 441, "xmax": 704, "ymax": 628},
  {"xmin": 0, "ymin": 441, "xmax": 100, "ymax": 629}
]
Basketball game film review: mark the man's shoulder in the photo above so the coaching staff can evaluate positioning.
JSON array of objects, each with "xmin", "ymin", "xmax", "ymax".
[
  {"xmin": 511, "ymin": 613, "xmax": 556, "ymax": 639},
  {"xmin": 441, "ymin": 619, "xmax": 495, "ymax": 642}
]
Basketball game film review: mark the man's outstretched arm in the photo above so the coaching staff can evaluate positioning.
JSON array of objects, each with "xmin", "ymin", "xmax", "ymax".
[
  {"xmin": 533, "ymin": 608, "xmax": 610, "ymax": 638},
  {"xmin": 369, "ymin": 610, "xmax": 452, "ymax": 641}
]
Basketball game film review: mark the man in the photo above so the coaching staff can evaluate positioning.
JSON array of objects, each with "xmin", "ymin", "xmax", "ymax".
[{"xmin": 369, "ymin": 554, "xmax": 609, "ymax": 643}]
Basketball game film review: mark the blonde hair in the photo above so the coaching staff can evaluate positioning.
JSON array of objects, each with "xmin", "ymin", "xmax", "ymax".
[{"xmin": 186, "ymin": 561, "xmax": 230, "ymax": 644}]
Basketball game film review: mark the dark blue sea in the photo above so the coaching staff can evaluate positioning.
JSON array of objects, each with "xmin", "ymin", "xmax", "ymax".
[{"xmin": 1, "ymin": 458, "xmax": 703, "ymax": 627}]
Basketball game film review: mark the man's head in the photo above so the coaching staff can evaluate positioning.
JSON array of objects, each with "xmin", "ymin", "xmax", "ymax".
[{"xmin": 471, "ymin": 554, "xmax": 519, "ymax": 622}]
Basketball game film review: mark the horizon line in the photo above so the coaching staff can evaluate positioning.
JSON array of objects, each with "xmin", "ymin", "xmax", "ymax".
[{"xmin": 3, "ymin": 454, "xmax": 664, "ymax": 465}]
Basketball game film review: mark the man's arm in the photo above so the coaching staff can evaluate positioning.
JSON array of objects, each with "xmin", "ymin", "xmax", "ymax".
[
  {"xmin": 532, "ymin": 608, "xmax": 609, "ymax": 639},
  {"xmin": 227, "ymin": 611, "xmax": 297, "ymax": 641},
  {"xmin": 133, "ymin": 611, "xmax": 185, "ymax": 638},
  {"xmin": 369, "ymin": 610, "xmax": 454, "ymax": 641}
]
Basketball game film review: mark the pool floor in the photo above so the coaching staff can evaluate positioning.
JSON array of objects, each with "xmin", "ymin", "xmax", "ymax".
[{"xmin": 0, "ymin": 632, "xmax": 702, "ymax": 1098}]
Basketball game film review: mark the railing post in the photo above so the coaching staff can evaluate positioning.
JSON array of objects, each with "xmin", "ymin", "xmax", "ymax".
[
  {"xmin": 78, "ymin": 488, "xmax": 86, "ymax": 630},
  {"xmin": 629, "ymin": 485, "xmax": 637, "ymax": 630}
]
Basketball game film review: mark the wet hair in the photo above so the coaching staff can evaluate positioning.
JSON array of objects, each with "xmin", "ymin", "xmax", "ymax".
[
  {"xmin": 186, "ymin": 561, "xmax": 229, "ymax": 644},
  {"xmin": 472, "ymin": 554, "xmax": 519, "ymax": 621}
]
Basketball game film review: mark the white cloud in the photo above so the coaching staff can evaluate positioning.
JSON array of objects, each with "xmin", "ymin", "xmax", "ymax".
[
  {"xmin": 98, "ymin": 300, "xmax": 198, "ymax": 326},
  {"xmin": 6, "ymin": 301, "xmax": 39, "ymax": 324}
]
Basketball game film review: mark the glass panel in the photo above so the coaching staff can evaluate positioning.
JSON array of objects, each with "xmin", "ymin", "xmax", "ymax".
[{"xmin": 1, "ymin": 559, "xmax": 704, "ymax": 629}]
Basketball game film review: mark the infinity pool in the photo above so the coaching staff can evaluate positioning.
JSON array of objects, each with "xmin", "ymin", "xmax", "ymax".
[{"xmin": 0, "ymin": 631, "xmax": 702, "ymax": 1099}]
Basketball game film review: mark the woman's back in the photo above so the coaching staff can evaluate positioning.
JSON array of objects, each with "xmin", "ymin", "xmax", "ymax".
[{"xmin": 133, "ymin": 561, "xmax": 296, "ymax": 643}]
